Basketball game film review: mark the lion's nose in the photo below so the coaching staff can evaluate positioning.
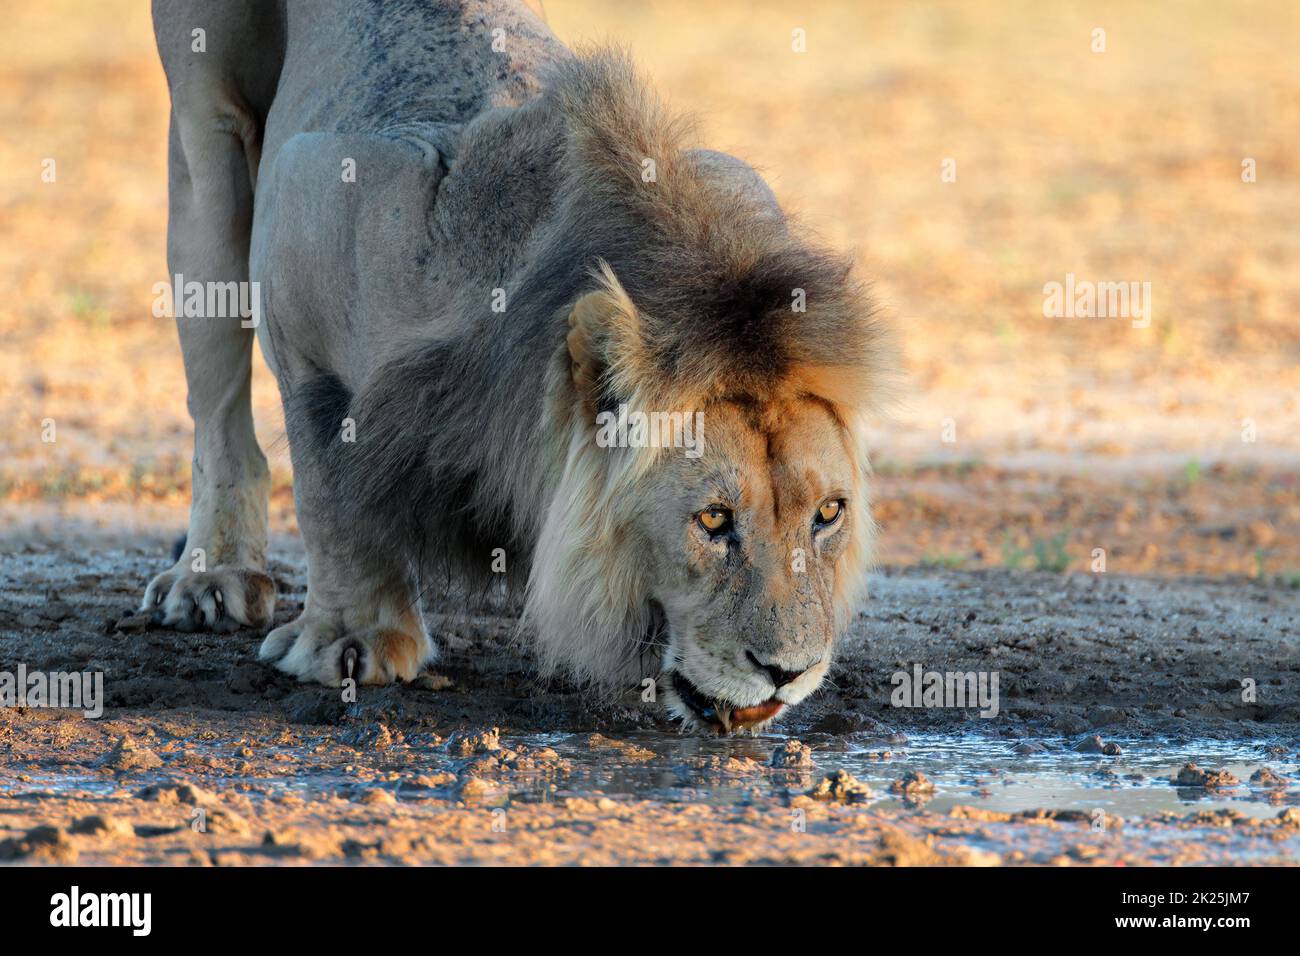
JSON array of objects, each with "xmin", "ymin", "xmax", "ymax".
[{"xmin": 746, "ymin": 650, "xmax": 818, "ymax": 689}]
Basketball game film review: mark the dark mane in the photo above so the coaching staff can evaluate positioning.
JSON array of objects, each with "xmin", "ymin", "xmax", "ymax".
[{"xmin": 548, "ymin": 48, "xmax": 883, "ymax": 404}]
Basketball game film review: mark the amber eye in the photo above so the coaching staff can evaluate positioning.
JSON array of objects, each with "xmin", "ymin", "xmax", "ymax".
[
  {"xmin": 815, "ymin": 499, "xmax": 844, "ymax": 528},
  {"xmin": 697, "ymin": 507, "xmax": 732, "ymax": 535}
]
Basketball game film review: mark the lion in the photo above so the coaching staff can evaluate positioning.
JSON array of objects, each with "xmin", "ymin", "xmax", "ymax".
[{"xmin": 145, "ymin": 0, "xmax": 891, "ymax": 733}]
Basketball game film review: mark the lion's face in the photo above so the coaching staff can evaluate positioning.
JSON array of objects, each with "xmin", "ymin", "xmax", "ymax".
[
  {"xmin": 635, "ymin": 398, "xmax": 860, "ymax": 733},
  {"xmin": 530, "ymin": 204, "xmax": 885, "ymax": 735}
]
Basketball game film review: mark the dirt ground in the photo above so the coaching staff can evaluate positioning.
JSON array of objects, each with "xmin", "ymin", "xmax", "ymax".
[
  {"xmin": 2, "ymin": 1, "xmax": 1299, "ymax": 865},
  {"xmin": 1, "ymin": 539, "xmax": 1298, "ymax": 865},
  {"xmin": 4, "ymin": 542, "xmax": 1300, "ymax": 738}
]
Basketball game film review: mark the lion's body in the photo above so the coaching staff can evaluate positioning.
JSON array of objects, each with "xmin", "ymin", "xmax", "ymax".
[
  {"xmin": 148, "ymin": 0, "xmax": 890, "ymax": 728},
  {"xmin": 251, "ymin": 0, "xmax": 566, "ymax": 388}
]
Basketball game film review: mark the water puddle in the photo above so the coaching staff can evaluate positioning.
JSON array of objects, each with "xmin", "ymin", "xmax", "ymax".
[
  {"xmin": 4, "ymin": 730, "xmax": 1293, "ymax": 824},
  {"xmin": 524, "ymin": 732, "xmax": 1299, "ymax": 820}
]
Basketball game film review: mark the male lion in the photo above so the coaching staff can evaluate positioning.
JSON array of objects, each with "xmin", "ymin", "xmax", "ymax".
[{"xmin": 146, "ymin": 0, "xmax": 890, "ymax": 733}]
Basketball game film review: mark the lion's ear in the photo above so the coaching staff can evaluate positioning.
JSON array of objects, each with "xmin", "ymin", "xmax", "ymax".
[
  {"xmin": 566, "ymin": 263, "xmax": 641, "ymax": 408},
  {"xmin": 566, "ymin": 290, "xmax": 611, "ymax": 403}
]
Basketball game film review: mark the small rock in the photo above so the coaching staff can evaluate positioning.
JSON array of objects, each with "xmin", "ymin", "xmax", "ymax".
[
  {"xmin": 808, "ymin": 711, "xmax": 885, "ymax": 734},
  {"xmin": 950, "ymin": 805, "xmax": 1012, "ymax": 823},
  {"xmin": 680, "ymin": 755, "xmax": 762, "ymax": 775},
  {"xmin": 1174, "ymin": 763, "xmax": 1239, "ymax": 789},
  {"xmin": 225, "ymin": 663, "xmax": 267, "ymax": 694},
  {"xmin": 770, "ymin": 740, "xmax": 815, "ymax": 770},
  {"xmin": 1013, "ymin": 741, "xmax": 1048, "ymax": 755},
  {"xmin": 890, "ymin": 770, "xmax": 937, "ymax": 797},
  {"xmin": 99, "ymin": 734, "xmax": 164, "ymax": 772},
  {"xmin": 113, "ymin": 612, "xmax": 152, "ymax": 633},
  {"xmin": 1053, "ymin": 715, "xmax": 1089, "ymax": 734},
  {"xmin": 808, "ymin": 769, "xmax": 874, "ymax": 803},
  {"xmin": 43, "ymin": 602, "xmax": 75, "ymax": 622},
  {"xmin": 176, "ymin": 782, "xmax": 214, "ymax": 804},
  {"xmin": 1101, "ymin": 742, "xmax": 1123, "ymax": 756},
  {"xmin": 1250, "ymin": 767, "xmax": 1289, "ymax": 789},
  {"xmin": 448, "ymin": 727, "xmax": 501, "ymax": 756}
]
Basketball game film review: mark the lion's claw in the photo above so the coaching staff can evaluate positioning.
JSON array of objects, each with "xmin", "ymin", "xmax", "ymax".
[
  {"xmin": 141, "ymin": 566, "xmax": 275, "ymax": 633},
  {"xmin": 259, "ymin": 617, "xmax": 430, "ymax": 686}
]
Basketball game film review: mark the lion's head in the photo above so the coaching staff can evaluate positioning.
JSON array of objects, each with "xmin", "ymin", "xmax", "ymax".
[
  {"xmin": 522, "ymin": 53, "xmax": 890, "ymax": 732},
  {"xmin": 334, "ymin": 49, "xmax": 890, "ymax": 733},
  {"xmin": 527, "ymin": 258, "xmax": 883, "ymax": 732}
]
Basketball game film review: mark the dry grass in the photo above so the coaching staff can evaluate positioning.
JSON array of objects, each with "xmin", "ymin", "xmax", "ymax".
[{"xmin": 2, "ymin": 0, "xmax": 1297, "ymax": 573}]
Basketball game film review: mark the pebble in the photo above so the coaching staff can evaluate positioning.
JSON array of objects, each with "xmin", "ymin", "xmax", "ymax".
[
  {"xmin": 448, "ymin": 727, "xmax": 501, "ymax": 756},
  {"xmin": 808, "ymin": 769, "xmax": 875, "ymax": 803},
  {"xmin": 1174, "ymin": 762, "xmax": 1239, "ymax": 789},
  {"xmin": 1249, "ymin": 767, "xmax": 1288, "ymax": 788},
  {"xmin": 890, "ymin": 770, "xmax": 937, "ymax": 797},
  {"xmin": 770, "ymin": 740, "xmax": 815, "ymax": 770},
  {"xmin": 99, "ymin": 735, "xmax": 164, "ymax": 772}
]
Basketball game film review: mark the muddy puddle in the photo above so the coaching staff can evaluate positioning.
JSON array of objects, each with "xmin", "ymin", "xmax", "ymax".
[
  {"xmin": 6, "ymin": 727, "xmax": 1294, "ymax": 819},
  {"xmin": 3, "ymin": 712, "xmax": 1299, "ymax": 864},
  {"xmin": 290, "ymin": 730, "xmax": 1285, "ymax": 820},
  {"xmin": 529, "ymin": 733, "xmax": 1300, "ymax": 818}
]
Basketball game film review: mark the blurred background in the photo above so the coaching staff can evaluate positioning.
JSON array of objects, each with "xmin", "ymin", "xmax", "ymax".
[{"xmin": 2, "ymin": 0, "xmax": 1297, "ymax": 578}]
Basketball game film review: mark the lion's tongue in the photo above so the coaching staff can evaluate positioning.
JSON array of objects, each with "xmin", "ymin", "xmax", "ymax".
[{"xmin": 729, "ymin": 699, "xmax": 784, "ymax": 727}]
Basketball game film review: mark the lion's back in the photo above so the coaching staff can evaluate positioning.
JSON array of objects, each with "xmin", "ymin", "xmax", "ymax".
[{"xmin": 262, "ymin": 0, "xmax": 566, "ymax": 157}]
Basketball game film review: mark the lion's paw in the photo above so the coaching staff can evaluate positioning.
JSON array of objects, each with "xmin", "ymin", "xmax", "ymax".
[
  {"xmin": 142, "ymin": 565, "xmax": 276, "ymax": 633},
  {"xmin": 258, "ymin": 615, "xmax": 431, "ymax": 686}
]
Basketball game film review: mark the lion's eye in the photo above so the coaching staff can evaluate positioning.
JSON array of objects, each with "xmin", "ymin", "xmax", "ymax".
[
  {"xmin": 814, "ymin": 499, "xmax": 844, "ymax": 528},
  {"xmin": 697, "ymin": 507, "xmax": 732, "ymax": 535}
]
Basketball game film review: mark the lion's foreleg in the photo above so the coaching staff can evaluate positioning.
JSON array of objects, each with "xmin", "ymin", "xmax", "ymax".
[
  {"xmin": 256, "ymin": 401, "xmax": 435, "ymax": 687},
  {"xmin": 140, "ymin": 111, "xmax": 275, "ymax": 632}
]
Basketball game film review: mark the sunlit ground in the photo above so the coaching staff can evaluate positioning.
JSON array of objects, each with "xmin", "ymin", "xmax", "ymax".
[{"xmin": 2, "ymin": 0, "xmax": 1297, "ymax": 576}]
